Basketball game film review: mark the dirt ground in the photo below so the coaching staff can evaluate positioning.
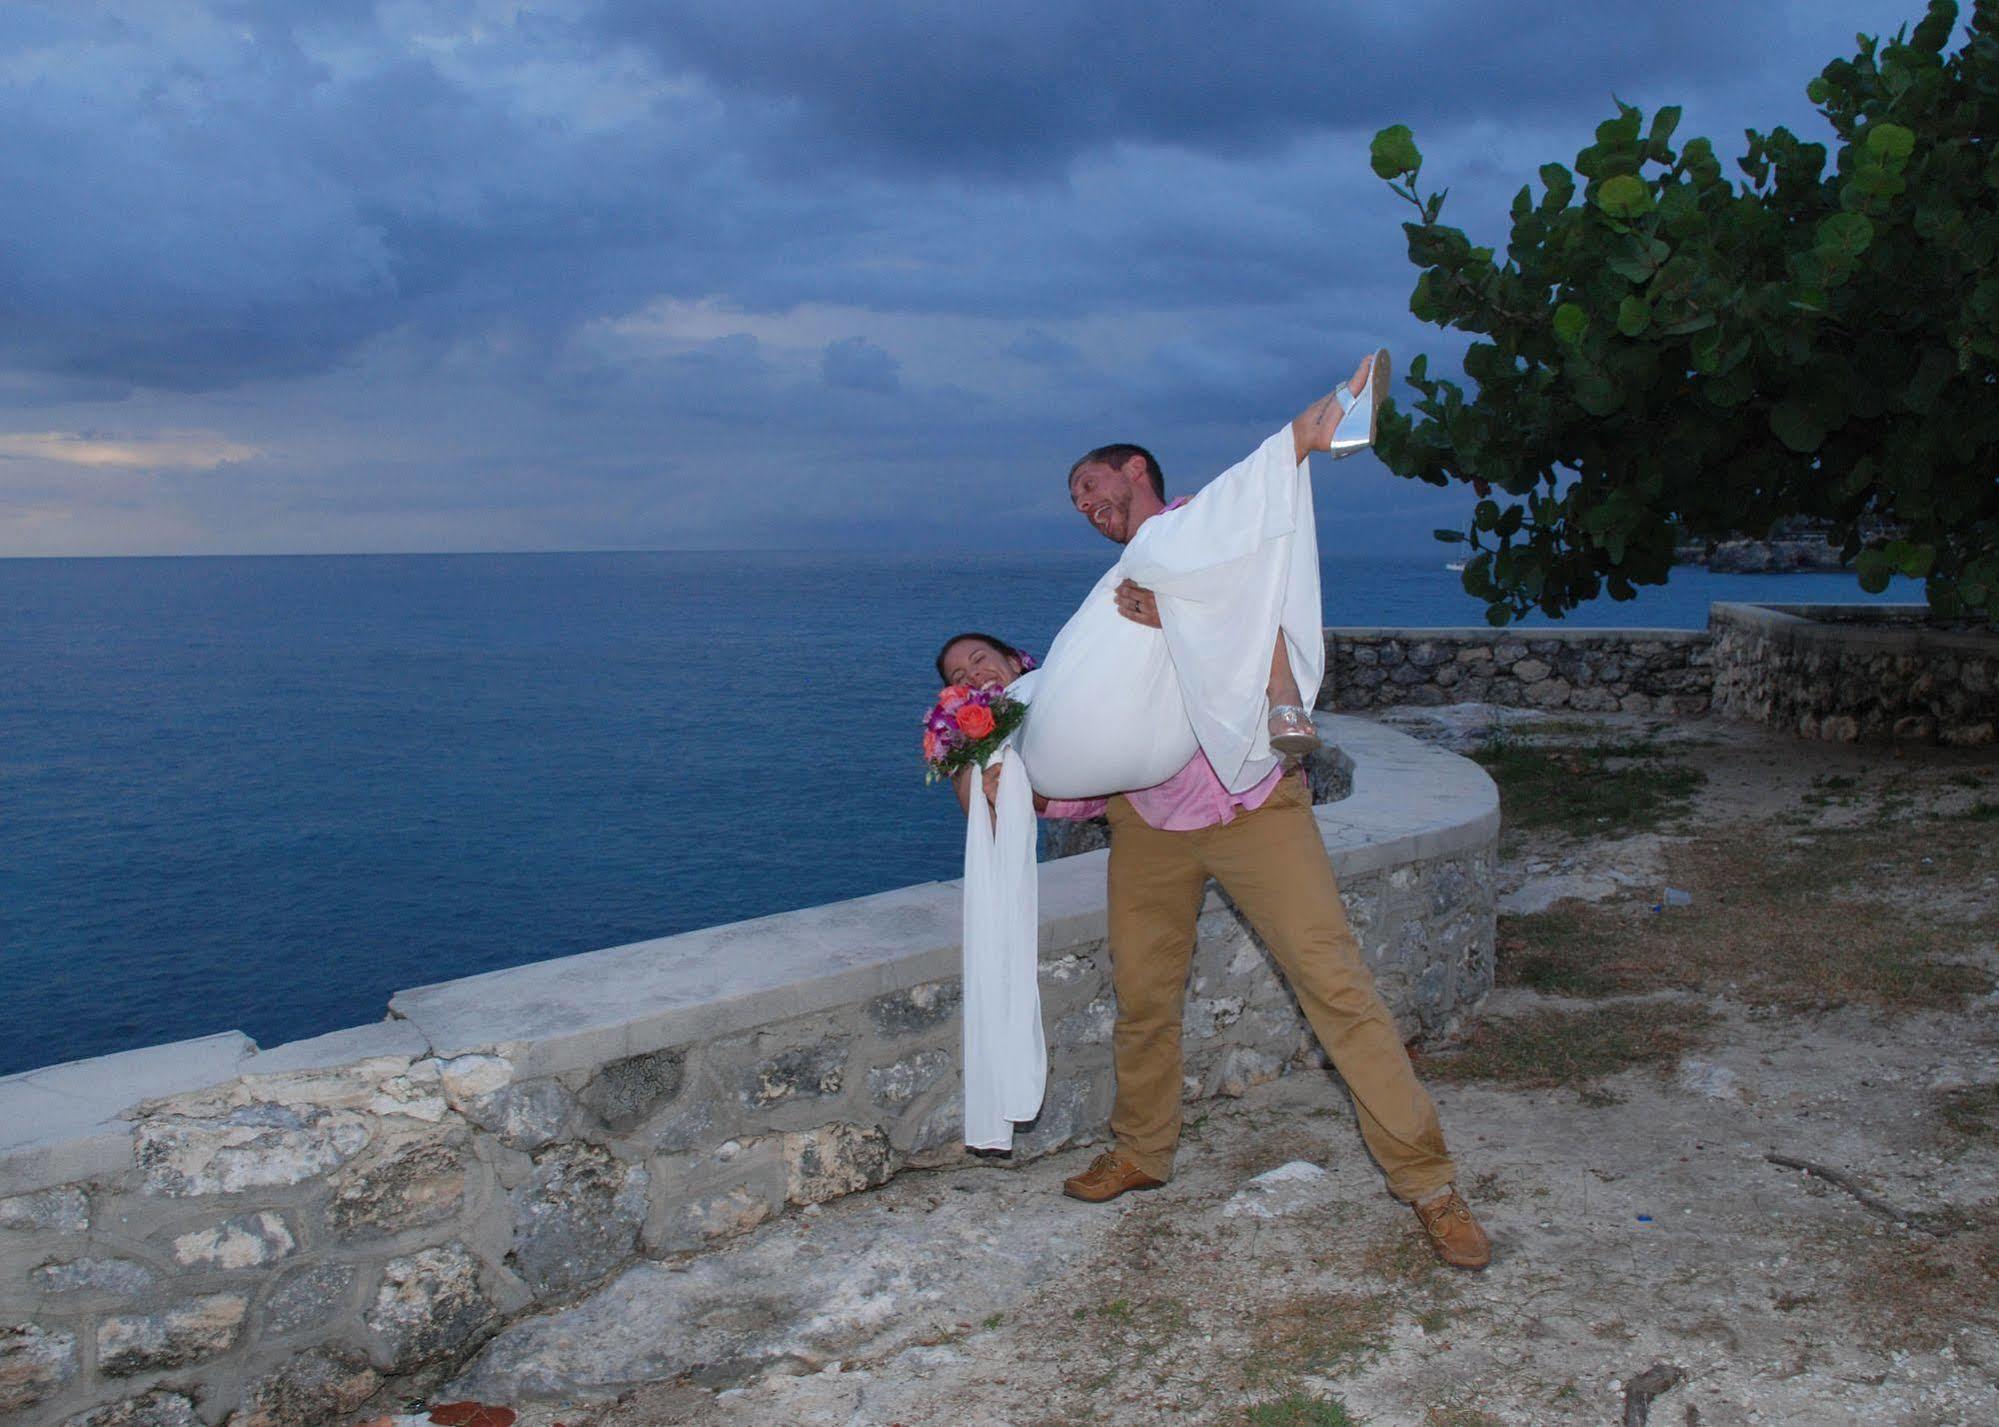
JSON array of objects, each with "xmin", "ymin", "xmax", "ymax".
[{"xmin": 478, "ymin": 712, "xmax": 1999, "ymax": 1427}]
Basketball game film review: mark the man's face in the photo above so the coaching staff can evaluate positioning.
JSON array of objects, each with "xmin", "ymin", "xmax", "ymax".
[{"xmin": 1070, "ymin": 458, "xmax": 1142, "ymax": 544}]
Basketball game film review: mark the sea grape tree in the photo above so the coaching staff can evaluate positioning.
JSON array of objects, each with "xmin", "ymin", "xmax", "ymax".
[{"xmin": 1372, "ymin": 0, "xmax": 1998, "ymax": 623}]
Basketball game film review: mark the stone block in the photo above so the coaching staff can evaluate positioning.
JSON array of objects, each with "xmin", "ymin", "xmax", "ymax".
[
  {"xmin": 0, "ymin": 1187, "xmax": 88, "ymax": 1233},
  {"xmin": 1455, "ymin": 645, "xmax": 1493, "ymax": 664},
  {"xmin": 264, "ymin": 1262, "xmax": 357, "ymax": 1336},
  {"xmin": 579, "ymin": 1049, "xmax": 685, "ymax": 1133},
  {"xmin": 1185, "ymin": 997, "xmax": 1245, "ymax": 1041},
  {"xmin": 1493, "ymin": 641, "xmax": 1527, "ymax": 664},
  {"xmin": 1013, "ymin": 1075, "xmax": 1110, "ymax": 1159},
  {"xmin": 169, "ymin": 1211, "xmax": 295, "ymax": 1269},
  {"xmin": 508, "ymin": 1144, "xmax": 647, "ymax": 1298},
  {"xmin": 1406, "ymin": 641, "xmax": 1447, "ymax": 667},
  {"xmin": 1521, "ymin": 677, "xmax": 1573, "ymax": 708},
  {"xmin": 782, "ymin": 1124, "xmax": 892, "ymax": 1205},
  {"xmin": 866, "ymin": 981, "xmax": 962, "ymax": 1036},
  {"xmin": 896, "ymin": 1091, "xmax": 967, "ymax": 1160},
  {"xmin": 1943, "ymin": 721, "xmax": 1997, "ymax": 747},
  {"xmin": 648, "ymin": 1099, "xmax": 718, "ymax": 1155},
  {"xmin": 1192, "ymin": 1046, "xmax": 1286, "ymax": 1100},
  {"xmin": 0, "ymin": 1322, "xmax": 78, "ymax": 1413},
  {"xmin": 62, "ymin": 1389, "xmax": 202, "ymax": 1427},
  {"xmin": 33, "ymin": 1255, "xmax": 156, "ymax": 1297},
  {"xmin": 1510, "ymin": 657, "xmax": 1550, "ymax": 684},
  {"xmin": 365, "ymin": 1243, "xmax": 495, "ymax": 1371},
  {"xmin": 1348, "ymin": 645, "xmax": 1379, "ymax": 666},
  {"xmin": 328, "ymin": 1137, "xmax": 468, "ymax": 1239},
  {"xmin": 461, "ymin": 1077, "xmax": 577, "ymax": 1151},
  {"xmin": 97, "ymin": 1293, "xmax": 246, "ymax": 1375},
  {"xmin": 135, "ymin": 1103, "xmax": 371, "ymax": 1197},
  {"xmin": 743, "ymin": 1038, "xmax": 848, "ymax": 1108},
  {"xmin": 229, "ymin": 1349, "xmax": 379, "ymax": 1427},
  {"xmin": 438, "ymin": 1054, "xmax": 514, "ymax": 1107},
  {"xmin": 1051, "ymin": 996, "xmax": 1116, "ymax": 1048},
  {"xmin": 649, "ymin": 1185, "xmax": 777, "ymax": 1254},
  {"xmin": 866, "ymin": 1050, "xmax": 951, "ymax": 1109}
]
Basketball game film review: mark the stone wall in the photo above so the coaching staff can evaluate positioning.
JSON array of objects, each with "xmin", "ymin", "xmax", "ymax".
[
  {"xmin": 0, "ymin": 716, "xmax": 1498, "ymax": 1427},
  {"xmin": 1710, "ymin": 602, "xmax": 1998, "ymax": 745},
  {"xmin": 1321, "ymin": 626, "xmax": 1714, "ymax": 715}
]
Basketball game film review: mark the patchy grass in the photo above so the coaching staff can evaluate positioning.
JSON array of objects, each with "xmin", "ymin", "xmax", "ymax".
[
  {"xmin": 1421, "ymin": 1003, "xmax": 1714, "ymax": 1093},
  {"xmin": 1849, "ymin": 1212, "xmax": 1999, "ymax": 1351},
  {"xmin": 1246, "ymin": 1395, "xmax": 1358, "ymax": 1427},
  {"xmin": 1937, "ymin": 1083, "xmax": 1999, "ymax": 1147},
  {"xmin": 1247, "ymin": 1291, "xmax": 1395, "ymax": 1383},
  {"xmin": 1493, "ymin": 819, "xmax": 1997, "ymax": 1012},
  {"xmin": 1968, "ymin": 799, "xmax": 1999, "ymax": 822},
  {"xmin": 1473, "ymin": 738, "xmax": 1704, "ymax": 840},
  {"xmin": 1423, "ymin": 1407, "xmax": 1507, "ymax": 1427}
]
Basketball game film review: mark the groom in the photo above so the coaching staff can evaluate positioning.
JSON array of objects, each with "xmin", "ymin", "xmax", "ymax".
[{"xmin": 1037, "ymin": 368, "xmax": 1491, "ymax": 1270}]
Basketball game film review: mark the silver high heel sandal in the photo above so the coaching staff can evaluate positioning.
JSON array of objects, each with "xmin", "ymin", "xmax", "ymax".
[
  {"xmin": 1328, "ymin": 347, "xmax": 1390, "ymax": 458},
  {"xmin": 1268, "ymin": 703, "xmax": 1321, "ymax": 757}
]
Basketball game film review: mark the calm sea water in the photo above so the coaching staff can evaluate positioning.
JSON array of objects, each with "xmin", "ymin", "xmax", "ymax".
[{"xmin": 0, "ymin": 550, "xmax": 1921, "ymax": 1076}]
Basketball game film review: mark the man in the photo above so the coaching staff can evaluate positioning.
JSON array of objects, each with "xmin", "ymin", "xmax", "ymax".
[{"xmin": 1010, "ymin": 364, "xmax": 1491, "ymax": 1270}]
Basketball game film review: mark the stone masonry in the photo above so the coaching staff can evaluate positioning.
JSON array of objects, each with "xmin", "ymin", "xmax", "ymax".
[
  {"xmin": 0, "ymin": 716, "xmax": 1497, "ymax": 1427},
  {"xmin": 1322, "ymin": 626, "xmax": 1714, "ymax": 715}
]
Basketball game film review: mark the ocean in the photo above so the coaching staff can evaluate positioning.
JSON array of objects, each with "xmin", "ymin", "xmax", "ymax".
[{"xmin": 0, "ymin": 550, "xmax": 1922, "ymax": 1077}]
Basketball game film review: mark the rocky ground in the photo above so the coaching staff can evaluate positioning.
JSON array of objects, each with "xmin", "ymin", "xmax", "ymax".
[{"xmin": 420, "ymin": 710, "xmax": 1999, "ymax": 1427}]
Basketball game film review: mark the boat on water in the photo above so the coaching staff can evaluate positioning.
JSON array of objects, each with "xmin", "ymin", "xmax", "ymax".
[{"xmin": 1444, "ymin": 561, "xmax": 1466, "ymax": 572}]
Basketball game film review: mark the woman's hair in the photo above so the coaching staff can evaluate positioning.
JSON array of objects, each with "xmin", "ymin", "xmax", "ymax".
[{"xmin": 934, "ymin": 632, "xmax": 1034, "ymax": 683}]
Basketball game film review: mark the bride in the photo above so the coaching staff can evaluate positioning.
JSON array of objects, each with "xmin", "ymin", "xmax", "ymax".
[{"xmin": 942, "ymin": 351, "xmax": 1387, "ymax": 1150}]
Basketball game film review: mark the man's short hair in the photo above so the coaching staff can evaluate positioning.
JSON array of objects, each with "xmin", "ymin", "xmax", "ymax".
[{"xmin": 1069, "ymin": 443, "xmax": 1164, "ymax": 502}]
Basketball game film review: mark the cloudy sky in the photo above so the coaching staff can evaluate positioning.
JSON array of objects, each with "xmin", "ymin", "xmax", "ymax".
[{"xmin": 0, "ymin": 0, "xmax": 1922, "ymax": 558}]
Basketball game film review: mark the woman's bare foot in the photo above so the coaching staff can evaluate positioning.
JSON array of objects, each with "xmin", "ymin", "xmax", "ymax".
[{"xmin": 1290, "ymin": 349, "xmax": 1387, "ymax": 462}]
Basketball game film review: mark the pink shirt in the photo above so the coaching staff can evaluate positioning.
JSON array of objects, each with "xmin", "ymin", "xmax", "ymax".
[{"xmin": 1043, "ymin": 755, "xmax": 1288, "ymax": 832}]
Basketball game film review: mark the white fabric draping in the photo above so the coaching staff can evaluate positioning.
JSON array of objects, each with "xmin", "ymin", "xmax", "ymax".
[
  {"xmin": 954, "ymin": 422, "xmax": 1324, "ymax": 1149},
  {"xmin": 959, "ymin": 726, "xmax": 1047, "ymax": 1150}
]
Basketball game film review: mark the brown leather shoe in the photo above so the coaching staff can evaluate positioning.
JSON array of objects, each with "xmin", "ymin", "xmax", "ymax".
[
  {"xmin": 1062, "ymin": 1150, "xmax": 1165, "ymax": 1203},
  {"xmin": 1413, "ymin": 1186, "xmax": 1491, "ymax": 1270}
]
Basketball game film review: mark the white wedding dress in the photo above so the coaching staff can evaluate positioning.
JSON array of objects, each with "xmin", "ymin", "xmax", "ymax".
[{"xmin": 958, "ymin": 422, "xmax": 1329, "ymax": 1149}]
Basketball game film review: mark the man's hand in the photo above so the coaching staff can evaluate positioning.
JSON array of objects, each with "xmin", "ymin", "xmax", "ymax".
[{"xmin": 1114, "ymin": 579, "xmax": 1161, "ymax": 628}]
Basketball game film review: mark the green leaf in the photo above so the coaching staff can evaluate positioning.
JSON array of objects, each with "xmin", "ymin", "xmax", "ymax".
[
  {"xmin": 1572, "ymin": 368, "xmax": 1624, "ymax": 416},
  {"xmin": 1484, "ymin": 601, "xmax": 1512, "ymax": 627},
  {"xmin": 1433, "ymin": 528, "xmax": 1466, "ymax": 543},
  {"xmin": 1371, "ymin": 125, "xmax": 1423, "ymax": 180},
  {"xmin": 1806, "ymin": 76, "xmax": 1832, "ymax": 105},
  {"xmin": 1474, "ymin": 499, "xmax": 1500, "ymax": 530},
  {"xmin": 1855, "ymin": 548, "xmax": 1893, "ymax": 592},
  {"xmin": 1617, "ymin": 295, "xmax": 1650, "ymax": 336},
  {"xmin": 1538, "ymin": 163, "xmax": 1575, "ymax": 209},
  {"xmin": 1863, "ymin": 122, "xmax": 1915, "ymax": 160},
  {"xmin": 1594, "ymin": 174, "xmax": 1653, "ymax": 218},
  {"xmin": 1770, "ymin": 402, "xmax": 1826, "ymax": 453},
  {"xmin": 1553, "ymin": 302, "xmax": 1589, "ymax": 345},
  {"xmin": 1646, "ymin": 105, "xmax": 1682, "ymax": 154},
  {"xmin": 1815, "ymin": 211, "xmax": 1874, "ymax": 257}
]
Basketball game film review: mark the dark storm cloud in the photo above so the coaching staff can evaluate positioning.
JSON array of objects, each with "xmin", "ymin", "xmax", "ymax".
[
  {"xmin": 597, "ymin": 0, "xmax": 1791, "ymax": 176},
  {"xmin": 0, "ymin": 0, "xmax": 1928, "ymax": 556}
]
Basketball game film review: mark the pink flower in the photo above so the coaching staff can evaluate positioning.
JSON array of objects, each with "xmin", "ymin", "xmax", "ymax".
[
  {"xmin": 923, "ymin": 729, "xmax": 947, "ymax": 762},
  {"xmin": 937, "ymin": 684, "xmax": 974, "ymax": 712}
]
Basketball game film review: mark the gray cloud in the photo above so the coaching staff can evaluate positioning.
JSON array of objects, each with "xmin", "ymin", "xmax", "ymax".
[{"xmin": 0, "ymin": 0, "xmax": 1927, "ymax": 556}]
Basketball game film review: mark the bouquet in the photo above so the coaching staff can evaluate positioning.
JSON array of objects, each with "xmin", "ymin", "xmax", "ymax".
[{"xmin": 922, "ymin": 682, "xmax": 1030, "ymax": 785}]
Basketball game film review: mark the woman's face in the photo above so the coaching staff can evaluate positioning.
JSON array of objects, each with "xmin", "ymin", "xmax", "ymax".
[{"xmin": 940, "ymin": 638, "xmax": 1021, "ymax": 690}]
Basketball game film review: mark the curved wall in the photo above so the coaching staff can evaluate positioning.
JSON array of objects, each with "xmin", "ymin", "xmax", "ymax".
[{"xmin": 0, "ymin": 716, "xmax": 1497, "ymax": 1427}]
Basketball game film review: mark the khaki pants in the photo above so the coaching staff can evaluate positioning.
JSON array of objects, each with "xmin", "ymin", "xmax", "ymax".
[{"xmin": 1103, "ymin": 772, "xmax": 1455, "ymax": 1200}]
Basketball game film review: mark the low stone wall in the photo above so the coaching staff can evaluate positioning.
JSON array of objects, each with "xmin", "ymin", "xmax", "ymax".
[
  {"xmin": 0, "ymin": 716, "xmax": 1497, "ymax": 1427},
  {"xmin": 1321, "ymin": 626, "xmax": 1714, "ymax": 715},
  {"xmin": 1710, "ymin": 602, "xmax": 1998, "ymax": 745}
]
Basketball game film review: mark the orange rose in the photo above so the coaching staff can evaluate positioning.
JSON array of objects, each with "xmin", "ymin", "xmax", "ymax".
[{"xmin": 954, "ymin": 703, "xmax": 996, "ymax": 739}]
